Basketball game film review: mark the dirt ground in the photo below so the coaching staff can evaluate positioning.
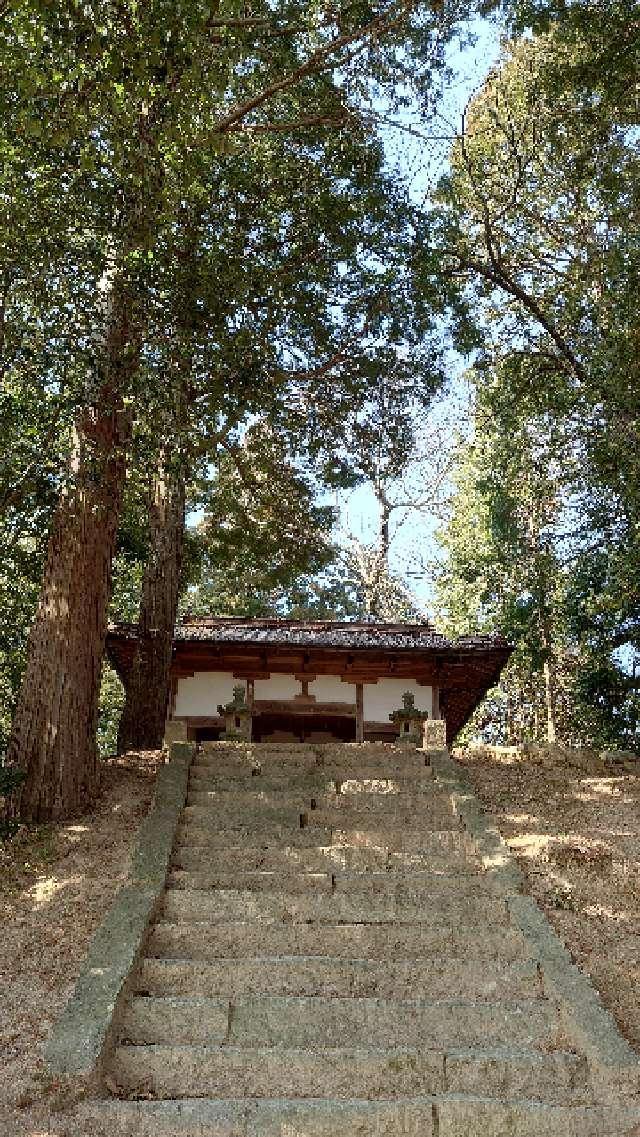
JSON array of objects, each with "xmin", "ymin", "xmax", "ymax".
[
  {"xmin": 0, "ymin": 751, "xmax": 163, "ymax": 1137},
  {"xmin": 455, "ymin": 746, "xmax": 640, "ymax": 1053}
]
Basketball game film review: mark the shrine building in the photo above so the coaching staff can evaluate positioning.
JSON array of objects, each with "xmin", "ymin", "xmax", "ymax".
[{"xmin": 106, "ymin": 617, "xmax": 512, "ymax": 747}]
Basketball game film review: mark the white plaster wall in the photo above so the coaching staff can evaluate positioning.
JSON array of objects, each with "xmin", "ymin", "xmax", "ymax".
[
  {"xmin": 254, "ymin": 674, "xmax": 299, "ymax": 700},
  {"xmin": 364, "ymin": 678, "xmax": 432, "ymax": 722},
  {"xmin": 311, "ymin": 676, "xmax": 355, "ymax": 703},
  {"xmin": 174, "ymin": 672, "xmax": 238, "ymax": 717},
  {"xmin": 174, "ymin": 670, "xmax": 432, "ymax": 722}
]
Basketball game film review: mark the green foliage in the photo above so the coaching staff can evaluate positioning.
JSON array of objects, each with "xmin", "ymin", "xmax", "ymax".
[
  {"xmin": 181, "ymin": 425, "xmax": 339, "ymax": 618},
  {"xmin": 430, "ymin": 17, "xmax": 639, "ymax": 748},
  {"xmin": 97, "ymin": 663, "xmax": 126, "ymax": 757}
]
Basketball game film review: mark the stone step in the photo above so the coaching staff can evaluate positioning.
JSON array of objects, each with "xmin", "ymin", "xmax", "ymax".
[
  {"xmin": 329, "ymin": 827, "xmax": 472, "ymax": 852},
  {"xmin": 195, "ymin": 754, "xmax": 322, "ymax": 775},
  {"xmin": 187, "ymin": 789, "xmax": 318, "ymax": 807},
  {"xmin": 331, "ymin": 870, "xmax": 491, "ymax": 898},
  {"xmin": 176, "ymin": 825, "xmax": 472, "ymax": 855},
  {"xmin": 120, "ymin": 995, "xmax": 558, "ymax": 1049},
  {"xmin": 176, "ymin": 824, "xmax": 333, "ymax": 848},
  {"xmin": 181, "ymin": 807, "xmax": 461, "ymax": 843},
  {"xmin": 305, "ymin": 802, "xmax": 454, "ymax": 827},
  {"xmin": 167, "ymin": 870, "xmax": 332, "ymax": 894},
  {"xmin": 170, "ymin": 845, "xmax": 477, "ymax": 875},
  {"xmin": 334, "ymin": 774, "xmax": 435, "ymax": 792},
  {"xmin": 136, "ymin": 956, "xmax": 542, "ymax": 1000},
  {"xmin": 166, "ymin": 870, "xmax": 494, "ymax": 902},
  {"xmin": 148, "ymin": 921, "xmax": 530, "ymax": 963},
  {"xmin": 194, "ymin": 753, "xmax": 431, "ymax": 777},
  {"xmin": 188, "ymin": 771, "xmax": 435, "ymax": 793},
  {"xmin": 314, "ymin": 790, "xmax": 445, "ymax": 810},
  {"xmin": 184, "ymin": 799, "xmax": 305, "ymax": 821},
  {"xmin": 320, "ymin": 760, "xmax": 433, "ymax": 778},
  {"xmin": 112, "ymin": 1042, "xmax": 586, "ymax": 1102},
  {"xmin": 74, "ymin": 1096, "xmax": 640, "ymax": 1137},
  {"xmin": 161, "ymin": 888, "xmax": 509, "ymax": 926},
  {"xmin": 189, "ymin": 770, "xmax": 337, "ymax": 792},
  {"xmin": 435, "ymin": 1097, "xmax": 640, "ymax": 1137}
]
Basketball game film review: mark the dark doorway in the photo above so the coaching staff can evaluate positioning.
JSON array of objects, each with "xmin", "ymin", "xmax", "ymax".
[
  {"xmin": 194, "ymin": 726, "xmax": 224, "ymax": 743},
  {"xmin": 253, "ymin": 713, "xmax": 356, "ymax": 743}
]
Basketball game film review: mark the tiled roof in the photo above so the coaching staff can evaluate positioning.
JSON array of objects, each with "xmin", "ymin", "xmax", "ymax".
[{"xmin": 103, "ymin": 617, "xmax": 507, "ymax": 653}]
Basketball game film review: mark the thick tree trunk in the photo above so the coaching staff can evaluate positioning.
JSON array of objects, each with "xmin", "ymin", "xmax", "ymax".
[
  {"xmin": 117, "ymin": 454, "xmax": 186, "ymax": 752},
  {"xmin": 5, "ymin": 91, "xmax": 166, "ymax": 820},
  {"xmin": 6, "ymin": 399, "xmax": 132, "ymax": 821}
]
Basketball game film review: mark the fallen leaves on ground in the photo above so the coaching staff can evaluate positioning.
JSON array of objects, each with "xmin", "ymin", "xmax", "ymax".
[{"xmin": 0, "ymin": 751, "xmax": 163, "ymax": 1137}]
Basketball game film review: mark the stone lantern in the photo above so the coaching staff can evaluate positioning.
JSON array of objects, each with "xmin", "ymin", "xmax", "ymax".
[
  {"xmin": 218, "ymin": 684, "xmax": 252, "ymax": 741},
  {"xmin": 389, "ymin": 691, "xmax": 430, "ymax": 747}
]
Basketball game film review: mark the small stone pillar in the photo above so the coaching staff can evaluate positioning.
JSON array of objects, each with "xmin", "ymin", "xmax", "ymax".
[
  {"xmin": 423, "ymin": 718, "xmax": 447, "ymax": 750},
  {"xmin": 163, "ymin": 719, "xmax": 188, "ymax": 749},
  {"xmin": 389, "ymin": 692, "xmax": 430, "ymax": 747},
  {"xmin": 218, "ymin": 684, "xmax": 252, "ymax": 741}
]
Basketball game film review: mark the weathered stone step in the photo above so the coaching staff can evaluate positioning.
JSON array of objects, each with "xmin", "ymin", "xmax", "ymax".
[
  {"xmin": 166, "ymin": 870, "xmax": 493, "ymax": 902},
  {"xmin": 74, "ymin": 1096, "xmax": 640, "ymax": 1137},
  {"xmin": 112, "ymin": 1042, "xmax": 585, "ymax": 1102},
  {"xmin": 305, "ymin": 802, "xmax": 454, "ymax": 827},
  {"xmin": 167, "ymin": 870, "xmax": 332, "ymax": 894},
  {"xmin": 171, "ymin": 846, "xmax": 477, "ymax": 875},
  {"xmin": 320, "ymin": 760, "xmax": 433, "ymax": 778},
  {"xmin": 176, "ymin": 824, "xmax": 333, "ymax": 848},
  {"xmin": 194, "ymin": 754, "xmax": 431, "ymax": 778},
  {"xmin": 329, "ymin": 827, "xmax": 471, "ymax": 852},
  {"xmin": 187, "ymin": 790, "xmax": 317, "ymax": 807},
  {"xmin": 331, "ymin": 870, "xmax": 491, "ymax": 897},
  {"xmin": 184, "ymin": 799, "xmax": 305, "ymax": 820},
  {"xmin": 162, "ymin": 888, "xmax": 509, "ymax": 925},
  {"xmin": 176, "ymin": 825, "xmax": 472, "ymax": 856},
  {"xmin": 335, "ymin": 774, "xmax": 435, "ymax": 792},
  {"xmin": 314, "ymin": 790, "xmax": 445, "ymax": 810},
  {"xmin": 121, "ymin": 995, "xmax": 558, "ymax": 1049},
  {"xmin": 188, "ymin": 771, "xmax": 435, "ymax": 793},
  {"xmin": 181, "ymin": 806, "xmax": 460, "ymax": 842},
  {"xmin": 136, "ymin": 956, "xmax": 541, "ymax": 1000},
  {"xmin": 189, "ymin": 770, "xmax": 337, "ymax": 792},
  {"xmin": 435, "ymin": 1097, "xmax": 640, "ymax": 1136},
  {"xmin": 148, "ymin": 921, "xmax": 530, "ymax": 963},
  {"xmin": 195, "ymin": 753, "xmax": 321, "ymax": 775}
]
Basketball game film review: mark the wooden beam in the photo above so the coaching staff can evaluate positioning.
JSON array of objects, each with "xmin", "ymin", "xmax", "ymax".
[
  {"xmin": 355, "ymin": 683, "xmax": 364, "ymax": 743},
  {"xmin": 432, "ymin": 685, "xmax": 440, "ymax": 719},
  {"xmin": 253, "ymin": 699, "xmax": 356, "ymax": 716}
]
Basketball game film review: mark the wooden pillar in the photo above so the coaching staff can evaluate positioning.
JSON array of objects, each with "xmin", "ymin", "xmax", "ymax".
[
  {"xmin": 355, "ymin": 682, "xmax": 364, "ymax": 743},
  {"xmin": 246, "ymin": 679, "xmax": 254, "ymax": 742},
  {"xmin": 432, "ymin": 685, "xmax": 441, "ymax": 719}
]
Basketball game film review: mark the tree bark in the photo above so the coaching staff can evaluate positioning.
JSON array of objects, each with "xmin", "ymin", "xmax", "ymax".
[
  {"xmin": 117, "ymin": 451, "xmax": 186, "ymax": 752},
  {"xmin": 543, "ymin": 656, "xmax": 557, "ymax": 745},
  {"xmin": 6, "ymin": 305, "xmax": 135, "ymax": 820}
]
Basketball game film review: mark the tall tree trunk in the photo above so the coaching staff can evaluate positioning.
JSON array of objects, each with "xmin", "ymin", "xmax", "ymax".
[
  {"xmin": 5, "ymin": 79, "xmax": 170, "ymax": 820},
  {"xmin": 117, "ymin": 452, "xmax": 186, "ymax": 752},
  {"xmin": 543, "ymin": 656, "xmax": 557, "ymax": 744},
  {"xmin": 6, "ymin": 308, "xmax": 136, "ymax": 820}
]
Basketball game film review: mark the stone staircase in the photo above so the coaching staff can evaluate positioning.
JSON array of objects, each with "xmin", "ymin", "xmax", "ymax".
[{"xmin": 81, "ymin": 742, "xmax": 640, "ymax": 1135}]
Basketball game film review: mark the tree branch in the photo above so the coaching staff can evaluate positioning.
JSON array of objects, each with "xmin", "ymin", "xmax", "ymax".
[{"xmin": 214, "ymin": 0, "xmax": 419, "ymax": 134}]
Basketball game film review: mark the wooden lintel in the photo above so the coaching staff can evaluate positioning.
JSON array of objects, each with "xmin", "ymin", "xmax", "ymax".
[
  {"xmin": 253, "ymin": 699, "xmax": 355, "ymax": 716},
  {"xmin": 233, "ymin": 670, "xmax": 271, "ymax": 680},
  {"xmin": 294, "ymin": 673, "xmax": 317, "ymax": 682}
]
